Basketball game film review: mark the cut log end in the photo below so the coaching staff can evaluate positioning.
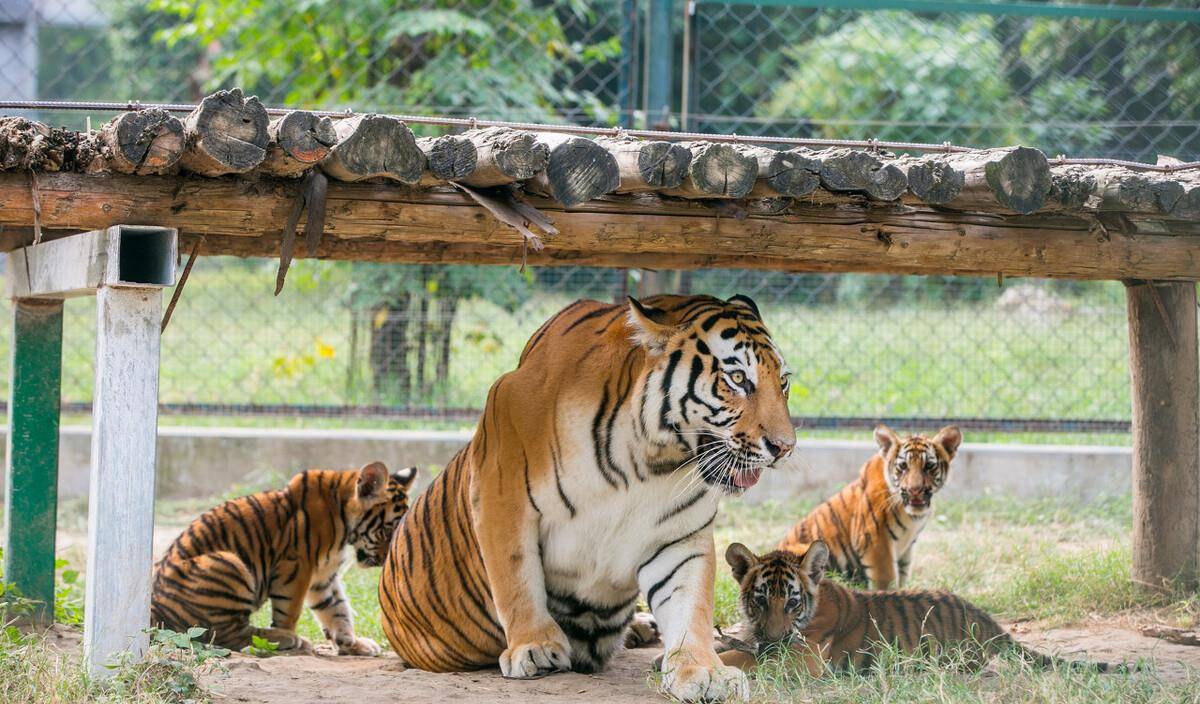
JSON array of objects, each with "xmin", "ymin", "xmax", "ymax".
[
  {"xmin": 763, "ymin": 149, "xmax": 821, "ymax": 197},
  {"xmin": 420, "ymin": 135, "xmax": 478, "ymax": 181},
  {"xmin": 322, "ymin": 114, "xmax": 424, "ymax": 184},
  {"xmin": 637, "ymin": 141, "xmax": 692, "ymax": 189},
  {"xmin": 819, "ymin": 150, "xmax": 907, "ymax": 201},
  {"xmin": 263, "ymin": 111, "xmax": 336, "ymax": 177},
  {"xmin": 906, "ymin": 160, "xmax": 965, "ymax": 205},
  {"xmin": 983, "ymin": 146, "xmax": 1051, "ymax": 215},
  {"xmin": 493, "ymin": 133, "xmax": 548, "ymax": 182},
  {"xmin": 101, "ymin": 109, "xmax": 185, "ymax": 175},
  {"xmin": 180, "ymin": 88, "xmax": 270, "ymax": 176},
  {"xmin": 685, "ymin": 142, "xmax": 758, "ymax": 198},
  {"xmin": 542, "ymin": 136, "xmax": 620, "ymax": 207}
]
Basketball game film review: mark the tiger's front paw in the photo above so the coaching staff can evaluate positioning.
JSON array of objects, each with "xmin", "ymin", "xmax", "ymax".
[
  {"xmin": 499, "ymin": 627, "xmax": 572, "ymax": 678},
  {"xmin": 625, "ymin": 612, "xmax": 660, "ymax": 648},
  {"xmin": 660, "ymin": 663, "xmax": 750, "ymax": 702},
  {"xmin": 337, "ymin": 636, "xmax": 382, "ymax": 656}
]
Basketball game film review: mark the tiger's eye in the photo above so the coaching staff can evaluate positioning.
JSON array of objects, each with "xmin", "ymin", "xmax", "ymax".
[{"xmin": 729, "ymin": 370, "xmax": 746, "ymax": 385}]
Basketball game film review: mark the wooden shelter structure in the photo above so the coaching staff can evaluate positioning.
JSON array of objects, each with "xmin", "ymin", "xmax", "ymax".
[{"xmin": 1, "ymin": 89, "xmax": 1198, "ymax": 672}]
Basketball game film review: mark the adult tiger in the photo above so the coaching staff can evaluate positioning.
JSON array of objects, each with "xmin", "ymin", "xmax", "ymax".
[
  {"xmin": 152, "ymin": 463, "xmax": 415, "ymax": 654},
  {"xmin": 379, "ymin": 295, "xmax": 795, "ymax": 702}
]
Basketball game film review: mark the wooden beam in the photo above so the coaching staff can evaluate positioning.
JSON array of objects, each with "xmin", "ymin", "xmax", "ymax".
[
  {"xmin": 83, "ymin": 285, "xmax": 164, "ymax": 675},
  {"xmin": 1126, "ymin": 280, "xmax": 1200, "ymax": 591},
  {"xmin": 2, "ymin": 299, "xmax": 63, "ymax": 623},
  {"xmin": 2, "ymin": 172, "xmax": 1200, "ymax": 280}
]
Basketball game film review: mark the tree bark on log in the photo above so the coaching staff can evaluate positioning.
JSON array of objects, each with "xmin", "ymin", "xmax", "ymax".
[
  {"xmin": 1050, "ymin": 165, "xmax": 1188, "ymax": 215},
  {"xmin": 742, "ymin": 146, "xmax": 821, "ymax": 198},
  {"xmin": 1126, "ymin": 280, "xmax": 1200, "ymax": 591},
  {"xmin": 935, "ymin": 146, "xmax": 1051, "ymax": 214},
  {"xmin": 662, "ymin": 141, "xmax": 758, "ymax": 198},
  {"xmin": 457, "ymin": 127, "xmax": 548, "ymax": 188},
  {"xmin": 1174, "ymin": 177, "xmax": 1200, "ymax": 219},
  {"xmin": 526, "ymin": 132, "xmax": 620, "ymax": 207},
  {"xmin": 0, "ymin": 117, "xmax": 81, "ymax": 172},
  {"xmin": 88, "ymin": 109, "xmax": 184, "ymax": 176},
  {"xmin": 320, "ymin": 114, "xmax": 424, "ymax": 183},
  {"xmin": 817, "ymin": 149, "xmax": 908, "ymax": 201},
  {"xmin": 178, "ymin": 88, "xmax": 270, "ymax": 176},
  {"xmin": 895, "ymin": 154, "xmax": 965, "ymax": 205},
  {"xmin": 592, "ymin": 136, "xmax": 691, "ymax": 192},
  {"xmin": 416, "ymin": 135, "xmax": 478, "ymax": 185},
  {"xmin": 260, "ymin": 111, "xmax": 337, "ymax": 178}
]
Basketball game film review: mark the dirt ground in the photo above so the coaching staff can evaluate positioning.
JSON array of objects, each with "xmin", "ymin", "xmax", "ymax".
[{"xmin": 192, "ymin": 625, "xmax": 1200, "ymax": 704}]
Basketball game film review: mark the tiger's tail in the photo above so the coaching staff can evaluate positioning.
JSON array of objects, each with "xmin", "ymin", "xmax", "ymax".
[{"xmin": 1001, "ymin": 638, "xmax": 1140, "ymax": 674}]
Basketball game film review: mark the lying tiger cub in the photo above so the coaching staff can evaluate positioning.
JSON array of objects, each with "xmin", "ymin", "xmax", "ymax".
[
  {"xmin": 719, "ymin": 542, "xmax": 1123, "ymax": 673},
  {"xmin": 778, "ymin": 424, "xmax": 961, "ymax": 590},
  {"xmin": 152, "ymin": 462, "xmax": 416, "ymax": 655}
]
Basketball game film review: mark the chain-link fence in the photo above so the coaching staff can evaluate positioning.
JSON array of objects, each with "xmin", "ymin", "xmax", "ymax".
[
  {"xmin": 0, "ymin": 261, "xmax": 1135, "ymax": 439},
  {"xmin": 4, "ymin": 1, "xmax": 1193, "ymax": 439}
]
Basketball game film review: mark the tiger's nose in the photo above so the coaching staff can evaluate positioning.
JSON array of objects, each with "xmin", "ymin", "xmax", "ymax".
[{"xmin": 763, "ymin": 434, "xmax": 796, "ymax": 459}]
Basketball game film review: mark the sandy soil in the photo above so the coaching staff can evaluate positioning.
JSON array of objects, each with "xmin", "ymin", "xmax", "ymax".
[{"xmin": 194, "ymin": 625, "xmax": 1200, "ymax": 704}]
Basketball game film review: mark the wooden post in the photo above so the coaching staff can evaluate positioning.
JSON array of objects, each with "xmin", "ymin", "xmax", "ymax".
[
  {"xmin": 83, "ymin": 285, "xmax": 164, "ymax": 674},
  {"xmin": 1126, "ymin": 280, "xmax": 1200, "ymax": 590},
  {"xmin": 2, "ymin": 299, "xmax": 64, "ymax": 622}
]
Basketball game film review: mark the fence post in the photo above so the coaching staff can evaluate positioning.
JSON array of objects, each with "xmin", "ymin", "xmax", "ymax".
[
  {"xmin": 83, "ymin": 285, "xmax": 164, "ymax": 673},
  {"xmin": 647, "ymin": 0, "xmax": 674, "ymax": 129},
  {"xmin": 1125, "ymin": 280, "xmax": 1200, "ymax": 591},
  {"xmin": 2, "ymin": 298, "xmax": 64, "ymax": 622}
]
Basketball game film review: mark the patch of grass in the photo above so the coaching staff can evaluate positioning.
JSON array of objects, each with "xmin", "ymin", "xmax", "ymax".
[
  {"xmin": 748, "ymin": 640, "xmax": 1200, "ymax": 704},
  {"xmin": 0, "ymin": 625, "xmax": 224, "ymax": 704}
]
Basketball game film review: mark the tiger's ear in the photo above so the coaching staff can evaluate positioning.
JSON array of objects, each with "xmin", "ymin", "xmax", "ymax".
[
  {"xmin": 874, "ymin": 424, "xmax": 900, "ymax": 456},
  {"xmin": 933, "ymin": 426, "xmax": 962, "ymax": 459},
  {"xmin": 357, "ymin": 461, "xmax": 390, "ymax": 501},
  {"xmin": 726, "ymin": 294, "xmax": 761, "ymax": 320},
  {"xmin": 725, "ymin": 542, "xmax": 757, "ymax": 582},
  {"xmin": 627, "ymin": 297, "xmax": 675, "ymax": 352},
  {"xmin": 392, "ymin": 466, "xmax": 418, "ymax": 491},
  {"xmin": 800, "ymin": 541, "xmax": 829, "ymax": 584}
]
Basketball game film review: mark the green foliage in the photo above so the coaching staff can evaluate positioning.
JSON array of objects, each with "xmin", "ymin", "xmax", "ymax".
[
  {"xmin": 241, "ymin": 634, "xmax": 280, "ymax": 658},
  {"xmin": 143, "ymin": 0, "xmax": 599, "ymax": 121},
  {"xmin": 762, "ymin": 13, "xmax": 1016, "ymax": 145},
  {"xmin": 0, "ymin": 550, "xmax": 84, "ymax": 626}
]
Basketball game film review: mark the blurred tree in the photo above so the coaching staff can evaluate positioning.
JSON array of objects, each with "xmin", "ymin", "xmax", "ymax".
[{"xmin": 137, "ymin": 0, "xmax": 611, "ymax": 394}]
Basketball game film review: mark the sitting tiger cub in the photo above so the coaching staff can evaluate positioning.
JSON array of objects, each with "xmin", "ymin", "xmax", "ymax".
[
  {"xmin": 152, "ymin": 462, "xmax": 416, "ymax": 655},
  {"xmin": 719, "ymin": 542, "xmax": 1122, "ymax": 673},
  {"xmin": 778, "ymin": 424, "xmax": 961, "ymax": 589}
]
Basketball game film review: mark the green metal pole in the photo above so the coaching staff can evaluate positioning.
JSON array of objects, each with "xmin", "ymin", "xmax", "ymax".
[{"xmin": 3, "ymin": 298, "xmax": 64, "ymax": 622}]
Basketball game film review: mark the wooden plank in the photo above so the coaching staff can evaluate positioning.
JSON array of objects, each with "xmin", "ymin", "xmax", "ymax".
[
  {"xmin": 2, "ymin": 299, "xmax": 63, "ymax": 623},
  {"xmin": 83, "ymin": 286, "xmax": 163, "ymax": 674},
  {"xmin": 1126, "ymin": 280, "xmax": 1200, "ymax": 591},
  {"xmin": 1, "ymin": 172, "xmax": 1200, "ymax": 281}
]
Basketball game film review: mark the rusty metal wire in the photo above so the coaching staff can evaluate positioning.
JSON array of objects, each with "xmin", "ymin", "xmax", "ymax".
[{"xmin": 3, "ymin": 99, "xmax": 1198, "ymax": 173}]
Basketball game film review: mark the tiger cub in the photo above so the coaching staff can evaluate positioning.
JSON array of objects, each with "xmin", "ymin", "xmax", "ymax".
[
  {"xmin": 778, "ymin": 424, "xmax": 961, "ymax": 590},
  {"xmin": 720, "ymin": 542, "xmax": 1122, "ymax": 673},
  {"xmin": 152, "ymin": 462, "xmax": 416, "ymax": 655}
]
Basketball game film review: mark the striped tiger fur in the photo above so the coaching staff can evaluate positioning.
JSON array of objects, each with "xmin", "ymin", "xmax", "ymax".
[
  {"xmin": 378, "ymin": 295, "xmax": 795, "ymax": 703},
  {"xmin": 778, "ymin": 425, "xmax": 961, "ymax": 590},
  {"xmin": 151, "ymin": 462, "xmax": 415, "ymax": 654},
  {"xmin": 720, "ymin": 542, "xmax": 1125, "ymax": 673}
]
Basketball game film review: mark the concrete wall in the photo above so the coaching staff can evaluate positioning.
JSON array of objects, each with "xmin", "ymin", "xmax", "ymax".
[{"xmin": 0, "ymin": 426, "xmax": 1131, "ymax": 502}]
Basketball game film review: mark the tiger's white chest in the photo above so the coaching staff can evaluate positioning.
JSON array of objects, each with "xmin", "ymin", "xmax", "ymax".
[
  {"xmin": 891, "ymin": 510, "xmax": 929, "ymax": 556},
  {"xmin": 536, "ymin": 451, "xmax": 718, "ymax": 607}
]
